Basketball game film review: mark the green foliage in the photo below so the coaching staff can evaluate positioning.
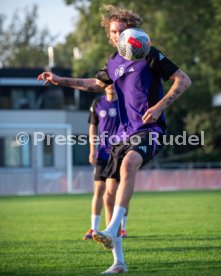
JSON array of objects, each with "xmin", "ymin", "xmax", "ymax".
[
  {"xmin": 0, "ymin": 5, "xmax": 54, "ymax": 67},
  {"xmin": 61, "ymin": 0, "xmax": 117, "ymax": 77},
  {"xmin": 0, "ymin": 192, "xmax": 221, "ymax": 274},
  {"xmin": 64, "ymin": 0, "xmax": 221, "ymax": 161},
  {"xmin": 53, "ymin": 41, "xmax": 73, "ymax": 68},
  {"xmin": 185, "ymin": 110, "xmax": 221, "ymax": 153}
]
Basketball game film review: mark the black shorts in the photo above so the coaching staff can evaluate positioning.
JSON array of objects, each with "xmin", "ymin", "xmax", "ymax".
[
  {"xmin": 101, "ymin": 131, "xmax": 163, "ymax": 181},
  {"xmin": 94, "ymin": 159, "xmax": 108, "ymax": 181}
]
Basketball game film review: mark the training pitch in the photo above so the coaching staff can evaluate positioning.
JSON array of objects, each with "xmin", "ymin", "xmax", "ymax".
[{"xmin": 0, "ymin": 190, "xmax": 221, "ymax": 275}]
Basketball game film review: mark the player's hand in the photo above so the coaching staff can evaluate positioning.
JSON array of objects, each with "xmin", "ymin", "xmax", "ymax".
[
  {"xmin": 89, "ymin": 152, "xmax": 96, "ymax": 165},
  {"xmin": 37, "ymin": 72, "xmax": 61, "ymax": 86},
  {"xmin": 142, "ymin": 106, "xmax": 162, "ymax": 124}
]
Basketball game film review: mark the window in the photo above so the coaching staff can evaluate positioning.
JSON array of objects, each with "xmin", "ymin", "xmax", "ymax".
[
  {"xmin": 0, "ymin": 136, "xmax": 31, "ymax": 167},
  {"xmin": 11, "ymin": 89, "xmax": 36, "ymax": 109},
  {"xmin": 43, "ymin": 135, "xmax": 54, "ymax": 167},
  {"xmin": 72, "ymin": 135, "xmax": 90, "ymax": 165}
]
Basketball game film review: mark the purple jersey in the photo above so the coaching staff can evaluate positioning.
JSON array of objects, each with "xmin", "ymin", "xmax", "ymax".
[
  {"xmin": 89, "ymin": 95, "xmax": 120, "ymax": 160},
  {"xmin": 96, "ymin": 46, "xmax": 179, "ymax": 140}
]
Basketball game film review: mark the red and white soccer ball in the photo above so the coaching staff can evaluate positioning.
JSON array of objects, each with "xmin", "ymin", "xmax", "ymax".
[{"xmin": 117, "ymin": 28, "xmax": 151, "ymax": 61}]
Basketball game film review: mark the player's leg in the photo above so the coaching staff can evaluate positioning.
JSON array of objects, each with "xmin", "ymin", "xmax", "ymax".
[
  {"xmin": 101, "ymin": 178, "xmax": 127, "ymax": 273},
  {"xmin": 104, "ymin": 150, "xmax": 142, "ymax": 238},
  {"xmin": 121, "ymin": 208, "xmax": 129, "ymax": 238},
  {"xmin": 92, "ymin": 177, "xmax": 119, "ymax": 248},
  {"xmin": 94, "ymin": 131, "xmax": 162, "ymax": 241},
  {"xmin": 95, "ymin": 153, "xmax": 140, "ymax": 273},
  {"xmin": 83, "ymin": 180, "xmax": 105, "ymax": 240},
  {"xmin": 93, "ymin": 133, "xmax": 163, "ymax": 274},
  {"xmin": 91, "ymin": 180, "xmax": 106, "ymax": 227},
  {"xmin": 103, "ymin": 178, "xmax": 118, "ymax": 226},
  {"xmin": 92, "ymin": 145, "xmax": 122, "ymax": 247},
  {"xmin": 92, "ymin": 145, "xmax": 130, "ymax": 273},
  {"xmin": 83, "ymin": 161, "xmax": 106, "ymax": 240}
]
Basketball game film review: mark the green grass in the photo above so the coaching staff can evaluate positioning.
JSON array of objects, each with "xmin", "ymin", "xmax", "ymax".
[{"xmin": 0, "ymin": 190, "xmax": 221, "ymax": 275}]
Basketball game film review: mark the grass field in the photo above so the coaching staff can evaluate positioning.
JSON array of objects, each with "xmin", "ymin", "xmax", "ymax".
[{"xmin": 0, "ymin": 190, "xmax": 221, "ymax": 275}]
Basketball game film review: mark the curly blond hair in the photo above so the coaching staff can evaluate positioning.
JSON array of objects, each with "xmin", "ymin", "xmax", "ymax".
[{"xmin": 100, "ymin": 4, "xmax": 143, "ymax": 39}]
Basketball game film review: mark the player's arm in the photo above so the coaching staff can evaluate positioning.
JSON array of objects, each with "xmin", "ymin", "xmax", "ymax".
[
  {"xmin": 89, "ymin": 124, "xmax": 98, "ymax": 165},
  {"xmin": 37, "ymin": 72, "xmax": 107, "ymax": 92},
  {"xmin": 158, "ymin": 69, "xmax": 191, "ymax": 110},
  {"xmin": 142, "ymin": 69, "xmax": 191, "ymax": 123},
  {"xmin": 143, "ymin": 47, "xmax": 191, "ymax": 124}
]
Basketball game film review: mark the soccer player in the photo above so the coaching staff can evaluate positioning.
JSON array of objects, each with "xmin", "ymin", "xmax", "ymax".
[
  {"xmin": 83, "ymin": 84, "xmax": 128, "ymax": 240},
  {"xmin": 37, "ymin": 5, "xmax": 191, "ymax": 273}
]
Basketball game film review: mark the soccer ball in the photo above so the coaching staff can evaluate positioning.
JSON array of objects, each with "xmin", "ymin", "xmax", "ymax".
[{"xmin": 117, "ymin": 28, "xmax": 151, "ymax": 61}]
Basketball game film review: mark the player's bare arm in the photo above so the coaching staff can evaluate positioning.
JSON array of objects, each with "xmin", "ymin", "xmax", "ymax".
[
  {"xmin": 37, "ymin": 72, "xmax": 106, "ymax": 92},
  {"xmin": 142, "ymin": 69, "xmax": 191, "ymax": 124},
  {"xmin": 89, "ymin": 124, "xmax": 98, "ymax": 165},
  {"xmin": 162, "ymin": 69, "xmax": 191, "ymax": 108}
]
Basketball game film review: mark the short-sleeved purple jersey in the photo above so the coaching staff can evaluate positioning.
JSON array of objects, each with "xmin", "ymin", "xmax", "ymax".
[
  {"xmin": 96, "ymin": 46, "xmax": 179, "ymax": 140},
  {"xmin": 89, "ymin": 95, "xmax": 120, "ymax": 160}
]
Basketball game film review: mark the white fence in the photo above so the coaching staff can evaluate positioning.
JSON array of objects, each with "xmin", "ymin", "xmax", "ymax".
[{"xmin": 1, "ymin": 167, "xmax": 221, "ymax": 196}]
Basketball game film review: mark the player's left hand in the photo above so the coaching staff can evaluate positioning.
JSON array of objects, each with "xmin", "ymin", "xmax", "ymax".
[{"xmin": 142, "ymin": 106, "xmax": 162, "ymax": 124}]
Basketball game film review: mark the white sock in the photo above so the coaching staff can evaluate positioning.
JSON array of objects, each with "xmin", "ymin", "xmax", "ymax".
[
  {"xmin": 105, "ymin": 205, "xmax": 126, "ymax": 238},
  {"xmin": 91, "ymin": 214, "xmax": 100, "ymax": 231},
  {"xmin": 121, "ymin": 216, "xmax": 128, "ymax": 231},
  {"xmin": 112, "ymin": 236, "xmax": 125, "ymax": 265}
]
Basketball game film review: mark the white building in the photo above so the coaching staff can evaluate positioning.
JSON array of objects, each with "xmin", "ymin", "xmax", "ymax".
[{"xmin": 0, "ymin": 67, "xmax": 97, "ymax": 195}]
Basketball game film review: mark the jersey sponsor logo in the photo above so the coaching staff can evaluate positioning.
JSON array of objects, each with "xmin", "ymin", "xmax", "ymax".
[
  {"xmin": 109, "ymin": 108, "xmax": 117, "ymax": 117},
  {"xmin": 99, "ymin": 110, "xmax": 107, "ymax": 118},
  {"xmin": 115, "ymin": 65, "xmax": 125, "ymax": 77},
  {"xmin": 128, "ymin": 67, "xmax": 135, "ymax": 72},
  {"xmin": 159, "ymin": 53, "xmax": 165, "ymax": 61}
]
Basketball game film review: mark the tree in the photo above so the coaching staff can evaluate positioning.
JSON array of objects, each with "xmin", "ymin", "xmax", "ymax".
[
  {"xmin": 0, "ymin": 5, "xmax": 54, "ymax": 67},
  {"xmin": 59, "ymin": 0, "xmax": 221, "ymax": 162}
]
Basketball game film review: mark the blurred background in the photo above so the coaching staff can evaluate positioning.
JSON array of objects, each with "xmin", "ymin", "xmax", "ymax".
[{"xmin": 0, "ymin": 0, "xmax": 221, "ymax": 195}]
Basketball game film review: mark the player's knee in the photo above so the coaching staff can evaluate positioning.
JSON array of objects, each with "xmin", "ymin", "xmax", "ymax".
[
  {"xmin": 94, "ymin": 184, "xmax": 105, "ymax": 198},
  {"xmin": 103, "ymin": 191, "xmax": 115, "ymax": 207},
  {"xmin": 121, "ymin": 158, "xmax": 138, "ymax": 175},
  {"xmin": 99, "ymin": 184, "xmax": 106, "ymax": 195}
]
